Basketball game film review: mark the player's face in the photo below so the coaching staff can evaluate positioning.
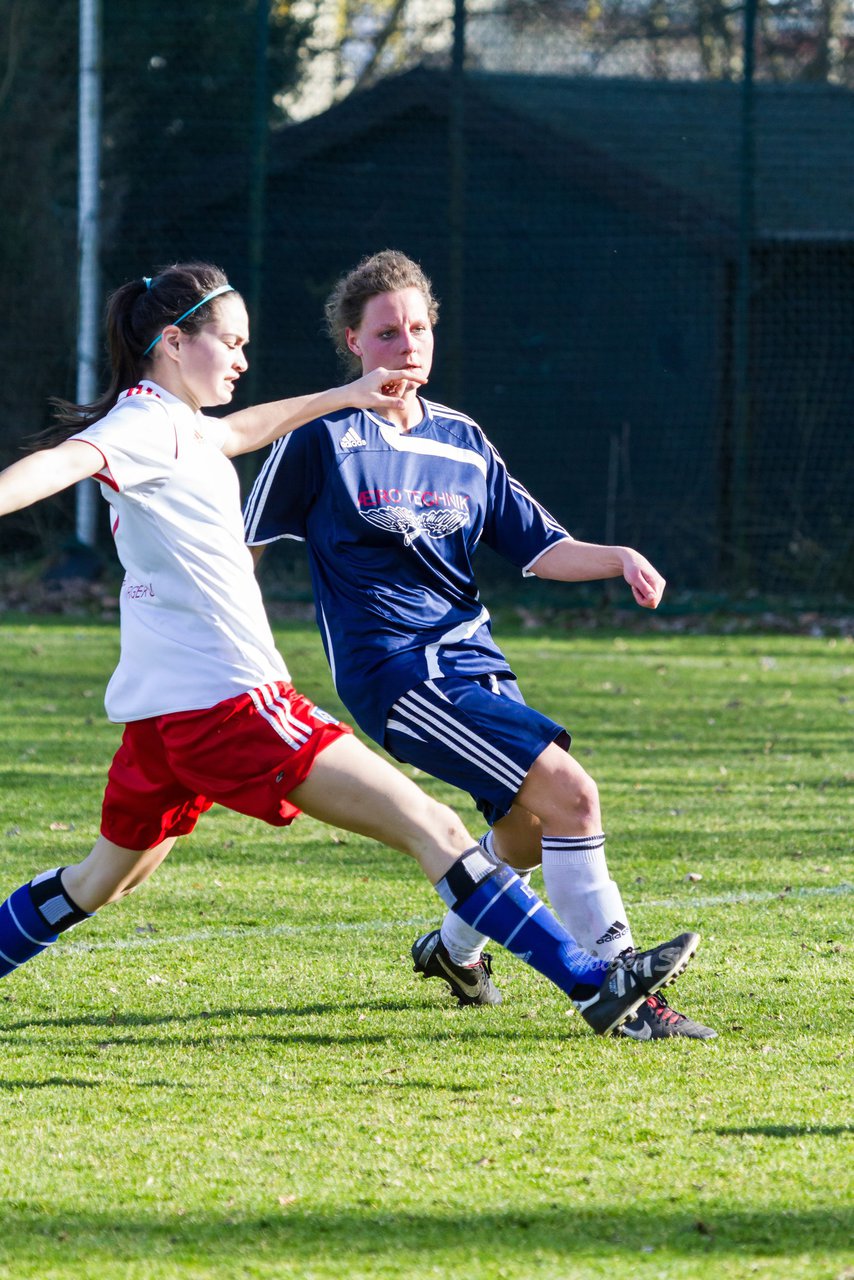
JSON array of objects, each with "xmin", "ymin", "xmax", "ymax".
[
  {"xmin": 345, "ymin": 288, "xmax": 434, "ymax": 391},
  {"xmin": 178, "ymin": 294, "xmax": 250, "ymax": 408}
]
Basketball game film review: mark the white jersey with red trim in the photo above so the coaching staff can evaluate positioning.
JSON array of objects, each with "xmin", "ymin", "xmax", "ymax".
[{"xmin": 72, "ymin": 381, "xmax": 287, "ymax": 722}]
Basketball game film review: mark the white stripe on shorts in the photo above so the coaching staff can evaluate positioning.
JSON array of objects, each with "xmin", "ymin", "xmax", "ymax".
[
  {"xmin": 263, "ymin": 684, "xmax": 313, "ymax": 739},
  {"xmin": 249, "ymin": 685, "xmax": 306, "ymax": 750},
  {"xmin": 385, "ymin": 718, "xmax": 427, "ymax": 742},
  {"xmin": 392, "ymin": 683, "xmax": 527, "ymax": 792}
]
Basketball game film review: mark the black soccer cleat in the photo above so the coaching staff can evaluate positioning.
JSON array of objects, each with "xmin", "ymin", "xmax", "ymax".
[
  {"xmin": 411, "ymin": 929, "xmax": 502, "ymax": 1007},
  {"xmin": 617, "ymin": 991, "xmax": 717, "ymax": 1040},
  {"xmin": 572, "ymin": 931, "xmax": 700, "ymax": 1036}
]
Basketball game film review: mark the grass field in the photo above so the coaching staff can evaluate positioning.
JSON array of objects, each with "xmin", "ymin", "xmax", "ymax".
[{"xmin": 0, "ymin": 617, "xmax": 851, "ymax": 1280}]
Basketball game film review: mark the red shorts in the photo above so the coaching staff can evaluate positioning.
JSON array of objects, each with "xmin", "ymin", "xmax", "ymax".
[{"xmin": 100, "ymin": 682, "xmax": 351, "ymax": 850}]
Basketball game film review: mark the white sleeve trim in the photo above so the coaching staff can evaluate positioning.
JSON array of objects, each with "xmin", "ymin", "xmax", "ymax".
[
  {"xmin": 246, "ymin": 532, "xmax": 306, "ymax": 547},
  {"xmin": 522, "ymin": 535, "xmax": 575, "ymax": 578}
]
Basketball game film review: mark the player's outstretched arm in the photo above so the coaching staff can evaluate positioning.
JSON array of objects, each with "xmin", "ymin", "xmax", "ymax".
[
  {"xmin": 221, "ymin": 366, "xmax": 426, "ymax": 458},
  {"xmin": 530, "ymin": 540, "xmax": 666, "ymax": 609},
  {"xmin": 0, "ymin": 441, "xmax": 103, "ymax": 519}
]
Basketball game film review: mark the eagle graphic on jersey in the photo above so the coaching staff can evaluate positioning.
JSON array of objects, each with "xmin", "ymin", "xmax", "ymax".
[{"xmin": 361, "ymin": 505, "xmax": 468, "ymax": 547}]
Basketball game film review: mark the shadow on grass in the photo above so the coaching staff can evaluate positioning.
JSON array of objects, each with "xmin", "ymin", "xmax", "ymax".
[
  {"xmin": 0, "ymin": 1076, "xmax": 189, "ymax": 1091},
  {"xmin": 0, "ymin": 1204, "xmax": 849, "ymax": 1268},
  {"xmin": 0, "ymin": 1000, "xmax": 572, "ymax": 1057},
  {"xmin": 711, "ymin": 1123, "xmax": 853, "ymax": 1138},
  {"xmin": 0, "ymin": 999, "xmax": 546, "ymax": 1040},
  {"xmin": 0, "ymin": 999, "xmax": 419, "ymax": 1032},
  {"xmin": 0, "ymin": 1076, "xmax": 100, "ymax": 1090}
]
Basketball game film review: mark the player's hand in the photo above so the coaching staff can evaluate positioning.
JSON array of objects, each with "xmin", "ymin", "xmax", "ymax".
[
  {"xmin": 623, "ymin": 551, "xmax": 666, "ymax": 609},
  {"xmin": 345, "ymin": 366, "xmax": 427, "ymax": 412}
]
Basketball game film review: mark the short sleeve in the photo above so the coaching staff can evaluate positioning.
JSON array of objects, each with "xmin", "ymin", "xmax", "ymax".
[
  {"xmin": 481, "ymin": 440, "xmax": 572, "ymax": 573},
  {"xmin": 199, "ymin": 412, "xmax": 228, "ymax": 452},
  {"xmin": 72, "ymin": 396, "xmax": 178, "ymax": 494},
  {"xmin": 244, "ymin": 423, "xmax": 327, "ymax": 544}
]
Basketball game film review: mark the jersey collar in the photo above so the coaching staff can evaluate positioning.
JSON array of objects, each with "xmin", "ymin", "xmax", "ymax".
[{"xmin": 365, "ymin": 395, "xmax": 429, "ymax": 435}]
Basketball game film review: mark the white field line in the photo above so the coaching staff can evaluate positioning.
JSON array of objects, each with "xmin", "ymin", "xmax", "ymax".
[{"xmin": 59, "ymin": 882, "xmax": 853, "ymax": 956}]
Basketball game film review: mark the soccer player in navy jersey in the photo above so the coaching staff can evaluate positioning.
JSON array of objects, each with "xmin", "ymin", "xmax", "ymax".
[{"xmin": 245, "ymin": 250, "xmax": 715, "ymax": 1040}]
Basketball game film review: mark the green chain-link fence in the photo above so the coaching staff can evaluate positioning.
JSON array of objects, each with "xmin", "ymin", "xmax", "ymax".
[{"xmin": 2, "ymin": 0, "xmax": 852, "ymax": 598}]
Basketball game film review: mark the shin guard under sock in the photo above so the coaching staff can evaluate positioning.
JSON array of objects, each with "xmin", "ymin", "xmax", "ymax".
[
  {"xmin": 0, "ymin": 868, "xmax": 91, "ymax": 978},
  {"xmin": 435, "ymin": 847, "xmax": 605, "ymax": 997},
  {"xmin": 439, "ymin": 831, "xmax": 534, "ymax": 966}
]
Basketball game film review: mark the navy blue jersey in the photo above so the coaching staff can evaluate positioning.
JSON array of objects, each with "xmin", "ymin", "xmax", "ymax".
[{"xmin": 244, "ymin": 398, "xmax": 570, "ymax": 742}]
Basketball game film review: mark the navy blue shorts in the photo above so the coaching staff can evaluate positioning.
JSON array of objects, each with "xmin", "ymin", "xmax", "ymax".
[{"xmin": 384, "ymin": 675, "xmax": 570, "ymax": 826}]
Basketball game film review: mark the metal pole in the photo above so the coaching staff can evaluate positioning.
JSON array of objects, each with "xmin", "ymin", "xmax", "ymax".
[
  {"xmin": 75, "ymin": 0, "xmax": 102, "ymax": 547},
  {"xmin": 447, "ymin": 0, "xmax": 466, "ymax": 406},
  {"xmin": 731, "ymin": 0, "xmax": 757, "ymax": 587},
  {"xmin": 236, "ymin": 0, "xmax": 270, "ymax": 491},
  {"xmin": 247, "ymin": 0, "xmax": 269, "ymax": 407}
]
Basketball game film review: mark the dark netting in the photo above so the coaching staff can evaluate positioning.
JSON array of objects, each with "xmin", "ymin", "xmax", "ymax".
[{"xmin": 2, "ymin": 0, "xmax": 852, "ymax": 599}]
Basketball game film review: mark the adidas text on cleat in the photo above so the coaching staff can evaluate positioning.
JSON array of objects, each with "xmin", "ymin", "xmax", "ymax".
[
  {"xmin": 617, "ymin": 992, "xmax": 717, "ymax": 1040},
  {"xmin": 572, "ymin": 931, "xmax": 700, "ymax": 1037},
  {"xmin": 411, "ymin": 929, "xmax": 502, "ymax": 1007}
]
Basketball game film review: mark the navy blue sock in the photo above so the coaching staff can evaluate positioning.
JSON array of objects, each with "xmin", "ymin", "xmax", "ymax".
[
  {"xmin": 435, "ymin": 847, "xmax": 606, "ymax": 998},
  {"xmin": 0, "ymin": 868, "xmax": 91, "ymax": 979}
]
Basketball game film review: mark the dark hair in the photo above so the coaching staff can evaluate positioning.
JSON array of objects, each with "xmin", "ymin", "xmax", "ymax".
[
  {"xmin": 42, "ymin": 261, "xmax": 238, "ymax": 444},
  {"xmin": 324, "ymin": 249, "xmax": 439, "ymax": 375}
]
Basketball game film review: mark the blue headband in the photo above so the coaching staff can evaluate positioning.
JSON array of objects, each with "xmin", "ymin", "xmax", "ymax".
[{"xmin": 142, "ymin": 283, "xmax": 235, "ymax": 357}]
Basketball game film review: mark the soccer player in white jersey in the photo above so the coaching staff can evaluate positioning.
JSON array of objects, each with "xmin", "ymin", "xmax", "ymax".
[
  {"xmin": 0, "ymin": 260, "xmax": 700, "ymax": 1037},
  {"xmin": 244, "ymin": 249, "xmax": 715, "ymax": 1040}
]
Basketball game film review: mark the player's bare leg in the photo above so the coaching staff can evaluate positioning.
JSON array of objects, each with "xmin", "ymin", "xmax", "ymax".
[
  {"xmin": 491, "ymin": 804, "xmax": 543, "ymax": 870},
  {"xmin": 63, "ymin": 835, "xmax": 177, "ymax": 910},
  {"xmin": 512, "ymin": 741, "xmax": 601, "ymax": 833},
  {"xmin": 0, "ymin": 835, "xmax": 177, "ymax": 980},
  {"xmin": 287, "ymin": 734, "xmax": 472, "ymax": 883}
]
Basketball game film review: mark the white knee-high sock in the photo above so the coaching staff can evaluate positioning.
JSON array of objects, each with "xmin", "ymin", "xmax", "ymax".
[
  {"xmin": 541, "ymin": 834, "xmax": 634, "ymax": 961},
  {"xmin": 439, "ymin": 831, "xmax": 533, "ymax": 966}
]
